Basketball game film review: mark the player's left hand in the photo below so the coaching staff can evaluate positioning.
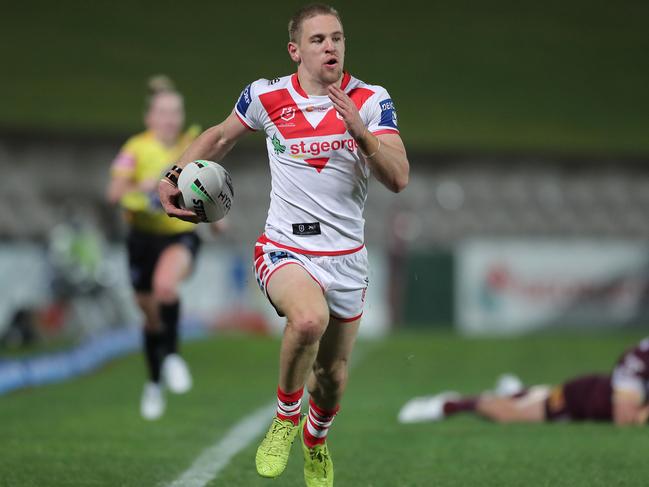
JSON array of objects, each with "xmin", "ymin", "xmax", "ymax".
[{"xmin": 328, "ymin": 85, "xmax": 365, "ymax": 140}]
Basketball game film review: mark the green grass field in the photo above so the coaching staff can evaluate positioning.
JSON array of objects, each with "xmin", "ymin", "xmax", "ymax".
[
  {"xmin": 2, "ymin": 1, "xmax": 649, "ymax": 154},
  {"xmin": 1, "ymin": 331, "xmax": 648, "ymax": 486}
]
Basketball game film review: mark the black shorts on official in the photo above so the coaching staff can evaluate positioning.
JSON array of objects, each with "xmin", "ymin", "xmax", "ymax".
[{"xmin": 127, "ymin": 230, "xmax": 201, "ymax": 292}]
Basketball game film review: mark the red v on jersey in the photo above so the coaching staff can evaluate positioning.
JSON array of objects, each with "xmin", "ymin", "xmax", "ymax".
[
  {"xmin": 259, "ymin": 85, "xmax": 375, "ymax": 141},
  {"xmin": 304, "ymin": 157, "xmax": 329, "ymax": 173}
]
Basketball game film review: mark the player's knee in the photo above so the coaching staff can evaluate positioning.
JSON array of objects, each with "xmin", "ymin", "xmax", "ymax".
[
  {"xmin": 153, "ymin": 280, "xmax": 179, "ymax": 304},
  {"xmin": 288, "ymin": 311, "xmax": 328, "ymax": 345},
  {"xmin": 142, "ymin": 317, "xmax": 160, "ymax": 333}
]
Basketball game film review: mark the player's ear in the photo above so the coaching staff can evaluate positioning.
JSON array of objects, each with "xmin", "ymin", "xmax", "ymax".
[{"xmin": 287, "ymin": 42, "xmax": 300, "ymax": 64}]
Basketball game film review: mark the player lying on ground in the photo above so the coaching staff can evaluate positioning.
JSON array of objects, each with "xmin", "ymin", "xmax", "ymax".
[{"xmin": 398, "ymin": 337, "xmax": 649, "ymax": 426}]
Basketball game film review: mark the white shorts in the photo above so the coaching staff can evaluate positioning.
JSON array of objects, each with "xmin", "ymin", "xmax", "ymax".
[{"xmin": 253, "ymin": 234, "xmax": 369, "ymax": 322}]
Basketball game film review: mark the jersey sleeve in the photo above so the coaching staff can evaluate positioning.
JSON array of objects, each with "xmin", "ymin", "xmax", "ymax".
[
  {"xmin": 364, "ymin": 86, "xmax": 400, "ymax": 136},
  {"xmin": 234, "ymin": 80, "xmax": 265, "ymax": 131},
  {"xmin": 110, "ymin": 137, "xmax": 138, "ymax": 178},
  {"xmin": 611, "ymin": 343, "xmax": 649, "ymax": 399}
]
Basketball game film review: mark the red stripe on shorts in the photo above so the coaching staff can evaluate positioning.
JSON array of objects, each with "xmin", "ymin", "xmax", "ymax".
[
  {"xmin": 257, "ymin": 234, "xmax": 363, "ymax": 257},
  {"xmin": 330, "ymin": 312, "xmax": 363, "ymax": 323}
]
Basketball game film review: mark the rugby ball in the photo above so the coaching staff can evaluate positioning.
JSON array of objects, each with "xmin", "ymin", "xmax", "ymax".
[{"xmin": 177, "ymin": 160, "xmax": 233, "ymax": 222}]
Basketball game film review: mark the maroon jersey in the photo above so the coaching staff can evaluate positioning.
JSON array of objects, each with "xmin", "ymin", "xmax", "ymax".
[
  {"xmin": 560, "ymin": 374, "xmax": 612, "ymax": 421},
  {"xmin": 548, "ymin": 337, "xmax": 649, "ymax": 422}
]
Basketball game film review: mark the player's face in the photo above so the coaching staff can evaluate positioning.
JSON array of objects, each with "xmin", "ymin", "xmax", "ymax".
[
  {"xmin": 294, "ymin": 14, "xmax": 345, "ymax": 85},
  {"xmin": 145, "ymin": 92, "xmax": 184, "ymax": 142}
]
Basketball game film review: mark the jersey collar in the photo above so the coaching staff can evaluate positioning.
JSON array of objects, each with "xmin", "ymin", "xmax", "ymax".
[{"xmin": 291, "ymin": 71, "xmax": 352, "ymax": 98}]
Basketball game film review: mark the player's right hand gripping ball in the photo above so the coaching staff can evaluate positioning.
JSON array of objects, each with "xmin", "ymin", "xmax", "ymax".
[{"xmin": 177, "ymin": 160, "xmax": 234, "ymax": 222}]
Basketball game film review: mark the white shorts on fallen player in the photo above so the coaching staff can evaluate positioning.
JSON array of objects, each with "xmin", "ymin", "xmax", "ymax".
[{"xmin": 253, "ymin": 235, "xmax": 369, "ymax": 322}]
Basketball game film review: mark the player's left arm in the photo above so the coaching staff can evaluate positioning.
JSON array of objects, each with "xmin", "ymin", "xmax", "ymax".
[{"xmin": 329, "ymin": 85, "xmax": 409, "ymax": 193}]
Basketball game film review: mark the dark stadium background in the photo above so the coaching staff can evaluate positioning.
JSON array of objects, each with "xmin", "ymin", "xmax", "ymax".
[
  {"xmin": 2, "ymin": 0, "xmax": 648, "ymax": 152},
  {"xmin": 1, "ymin": 1, "xmax": 649, "ymax": 486}
]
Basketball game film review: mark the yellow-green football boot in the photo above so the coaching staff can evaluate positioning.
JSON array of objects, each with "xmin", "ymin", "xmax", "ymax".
[
  {"xmin": 255, "ymin": 416, "xmax": 300, "ymax": 478},
  {"xmin": 300, "ymin": 416, "xmax": 334, "ymax": 487}
]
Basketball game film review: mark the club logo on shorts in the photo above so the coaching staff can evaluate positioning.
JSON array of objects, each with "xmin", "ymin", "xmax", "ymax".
[{"xmin": 269, "ymin": 251, "xmax": 293, "ymax": 264}]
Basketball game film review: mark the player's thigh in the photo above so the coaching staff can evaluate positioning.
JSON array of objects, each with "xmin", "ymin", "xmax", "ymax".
[
  {"xmin": 127, "ymin": 231, "xmax": 158, "ymax": 293},
  {"xmin": 509, "ymin": 396, "xmax": 546, "ymax": 422},
  {"xmin": 479, "ymin": 392, "xmax": 546, "ymax": 423},
  {"xmin": 267, "ymin": 263, "xmax": 328, "ymax": 322},
  {"xmin": 319, "ymin": 248, "xmax": 368, "ymax": 323},
  {"xmin": 153, "ymin": 243, "xmax": 193, "ymax": 290},
  {"xmin": 511, "ymin": 385, "xmax": 551, "ymax": 421}
]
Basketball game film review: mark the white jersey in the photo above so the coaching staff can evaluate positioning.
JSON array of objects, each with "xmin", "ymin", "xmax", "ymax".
[{"xmin": 234, "ymin": 72, "xmax": 399, "ymax": 255}]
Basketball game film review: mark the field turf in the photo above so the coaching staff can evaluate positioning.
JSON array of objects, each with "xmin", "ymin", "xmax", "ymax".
[{"xmin": 1, "ymin": 331, "xmax": 648, "ymax": 486}]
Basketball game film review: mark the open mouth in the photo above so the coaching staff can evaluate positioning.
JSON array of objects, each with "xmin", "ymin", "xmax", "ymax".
[{"xmin": 325, "ymin": 58, "xmax": 338, "ymax": 67}]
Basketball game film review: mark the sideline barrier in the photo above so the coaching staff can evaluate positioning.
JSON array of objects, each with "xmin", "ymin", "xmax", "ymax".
[{"xmin": 0, "ymin": 321, "xmax": 207, "ymax": 396}]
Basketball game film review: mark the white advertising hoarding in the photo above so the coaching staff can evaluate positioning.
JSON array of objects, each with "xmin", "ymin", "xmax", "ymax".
[
  {"xmin": 456, "ymin": 240, "xmax": 649, "ymax": 335},
  {"xmin": 0, "ymin": 243, "xmax": 389, "ymax": 339}
]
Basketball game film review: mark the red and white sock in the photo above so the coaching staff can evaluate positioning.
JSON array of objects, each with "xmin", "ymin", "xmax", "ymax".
[
  {"xmin": 303, "ymin": 397, "xmax": 339, "ymax": 448},
  {"xmin": 276, "ymin": 386, "xmax": 303, "ymax": 426}
]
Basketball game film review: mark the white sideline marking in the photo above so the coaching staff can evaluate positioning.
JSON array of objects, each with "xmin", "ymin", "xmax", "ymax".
[
  {"xmin": 166, "ymin": 401, "xmax": 275, "ymax": 487},
  {"xmin": 167, "ymin": 346, "xmax": 372, "ymax": 487}
]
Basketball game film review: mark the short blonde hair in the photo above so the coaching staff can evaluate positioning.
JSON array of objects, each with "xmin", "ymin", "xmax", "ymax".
[{"xmin": 288, "ymin": 4, "xmax": 342, "ymax": 43}]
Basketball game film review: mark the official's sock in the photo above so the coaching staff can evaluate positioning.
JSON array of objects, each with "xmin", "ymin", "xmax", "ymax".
[
  {"xmin": 159, "ymin": 300, "xmax": 180, "ymax": 356},
  {"xmin": 303, "ymin": 397, "xmax": 339, "ymax": 448},
  {"xmin": 443, "ymin": 397, "xmax": 478, "ymax": 416},
  {"xmin": 276, "ymin": 386, "xmax": 303, "ymax": 426},
  {"xmin": 143, "ymin": 330, "xmax": 164, "ymax": 383}
]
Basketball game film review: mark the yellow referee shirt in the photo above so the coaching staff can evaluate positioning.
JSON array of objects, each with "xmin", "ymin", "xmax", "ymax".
[{"xmin": 111, "ymin": 126, "xmax": 200, "ymax": 235}]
